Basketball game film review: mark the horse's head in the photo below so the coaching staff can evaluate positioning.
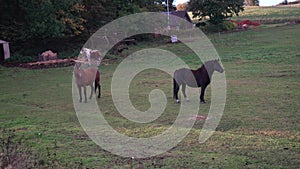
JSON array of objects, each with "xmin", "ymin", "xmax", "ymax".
[
  {"xmin": 75, "ymin": 62, "xmax": 81, "ymax": 69},
  {"xmin": 203, "ymin": 59, "xmax": 224, "ymax": 74},
  {"xmin": 74, "ymin": 62, "xmax": 84, "ymax": 78},
  {"xmin": 74, "ymin": 62, "xmax": 81, "ymax": 73},
  {"xmin": 80, "ymin": 48, "xmax": 91, "ymax": 55},
  {"xmin": 80, "ymin": 48, "xmax": 86, "ymax": 55},
  {"xmin": 213, "ymin": 59, "xmax": 224, "ymax": 73},
  {"xmin": 91, "ymin": 50, "xmax": 102, "ymax": 65}
]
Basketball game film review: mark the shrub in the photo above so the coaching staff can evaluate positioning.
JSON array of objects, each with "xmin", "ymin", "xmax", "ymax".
[
  {"xmin": 4, "ymin": 53, "xmax": 36, "ymax": 63},
  {"xmin": 221, "ymin": 20, "xmax": 238, "ymax": 31},
  {"xmin": 200, "ymin": 20, "xmax": 238, "ymax": 33}
]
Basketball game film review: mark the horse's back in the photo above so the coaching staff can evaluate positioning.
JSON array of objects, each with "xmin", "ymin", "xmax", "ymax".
[
  {"xmin": 174, "ymin": 68, "xmax": 190, "ymax": 79},
  {"xmin": 86, "ymin": 67, "xmax": 98, "ymax": 74},
  {"xmin": 174, "ymin": 68, "xmax": 198, "ymax": 87},
  {"xmin": 174, "ymin": 68, "xmax": 185, "ymax": 84},
  {"xmin": 86, "ymin": 68, "xmax": 99, "ymax": 81},
  {"xmin": 78, "ymin": 68, "xmax": 99, "ymax": 86}
]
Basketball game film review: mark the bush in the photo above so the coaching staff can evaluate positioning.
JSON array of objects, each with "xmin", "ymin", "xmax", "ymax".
[
  {"xmin": 4, "ymin": 53, "xmax": 36, "ymax": 63},
  {"xmin": 221, "ymin": 20, "xmax": 238, "ymax": 31},
  {"xmin": 200, "ymin": 20, "xmax": 238, "ymax": 33}
]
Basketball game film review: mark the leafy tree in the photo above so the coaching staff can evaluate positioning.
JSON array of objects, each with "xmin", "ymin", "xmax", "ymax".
[
  {"xmin": 0, "ymin": 0, "xmax": 171, "ymax": 41},
  {"xmin": 244, "ymin": 0, "xmax": 259, "ymax": 6},
  {"xmin": 189, "ymin": 0, "xmax": 244, "ymax": 25},
  {"xmin": 0, "ymin": 0, "xmax": 26, "ymax": 41},
  {"xmin": 82, "ymin": 0, "xmax": 171, "ymax": 34},
  {"xmin": 279, "ymin": 0, "xmax": 288, "ymax": 5},
  {"xmin": 21, "ymin": 0, "xmax": 86, "ymax": 39},
  {"xmin": 0, "ymin": 0, "xmax": 85, "ymax": 42},
  {"xmin": 0, "ymin": 0, "xmax": 173, "ymax": 56}
]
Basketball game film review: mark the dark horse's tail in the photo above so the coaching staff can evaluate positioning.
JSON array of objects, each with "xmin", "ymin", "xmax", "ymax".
[
  {"xmin": 173, "ymin": 71, "xmax": 180, "ymax": 100},
  {"xmin": 173, "ymin": 78, "xmax": 177, "ymax": 99},
  {"xmin": 95, "ymin": 70, "xmax": 101, "ymax": 98}
]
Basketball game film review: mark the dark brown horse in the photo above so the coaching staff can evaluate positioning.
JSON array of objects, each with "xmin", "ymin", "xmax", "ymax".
[
  {"xmin": 173, "ymin": 59, "xmax": 224, "ymax": 103},
  {"xmin": 74, "ymin": 63, "xmax": 101, "ymax": 102}
]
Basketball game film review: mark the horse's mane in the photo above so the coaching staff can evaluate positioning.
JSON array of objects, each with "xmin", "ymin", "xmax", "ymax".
[
  {"xmin": 197, "ymin": 60, "xmax": 213, "ymax": 71},
  {"xmin": 195, "ymin": 60, "xmax": 216, "ymax": 78}
]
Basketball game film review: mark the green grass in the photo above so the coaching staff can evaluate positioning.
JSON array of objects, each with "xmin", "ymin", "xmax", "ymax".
[
  {"xmin": 232, "ymin": 6, "xmax": 300, "ymax": 24},
  {"xmin": 189, "ymin": 6, "xmax": 300, "ymax": 24},
  {"xmin": 211, "ymin": 24, "xmax": 300, "ymax": 63},
  {"xmin": 1, "ymin": 24, "xmax": 300, "ymax": 168}
]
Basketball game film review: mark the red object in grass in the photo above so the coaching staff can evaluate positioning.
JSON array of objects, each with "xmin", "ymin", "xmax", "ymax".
[
  {"xmin": 230, "ymin": 20, "xmax": 260, "ymax": 28},
  {"xmin": 189, "ymin": 115, "xmax": 207, "ymax": 121},
  {"xmin": 237, "ymin": 20, "xmax": 260, "ymax": 27}
]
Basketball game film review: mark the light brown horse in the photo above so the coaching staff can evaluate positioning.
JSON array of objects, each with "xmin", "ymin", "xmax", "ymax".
[{"xmin": 74, "ymin": 63, "xmax": 101, "ymax": 102}]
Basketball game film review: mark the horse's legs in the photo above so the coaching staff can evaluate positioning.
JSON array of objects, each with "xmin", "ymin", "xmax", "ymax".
[
  {"xmin": 78, "ymin": 86, "xmax": 82, "ymax": 102},
  {"xmin": 182, "ymin": 83, "xmax": 189, "ymax": 101},
  {"xmin": 200, "ymin": 85, "xmax": 207, "ymax": 103},
  {"xmin": 83, "ymin": 86, "xmax": 87, "ymax": 102},
  {"xmin": 89, "ymin": 84, "xmax": 93, "ymax": 99},
  {"xmin": 173, "ymin": 78, "xmax": 180, "ymax": 103}
]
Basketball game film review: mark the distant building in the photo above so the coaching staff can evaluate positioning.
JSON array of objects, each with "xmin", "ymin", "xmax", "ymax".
[
  {"xmin": 0, "ymin": 40, "xmax": 10, "ymax": 61},
  {"xmin": 244, "ymin": 0, "xmax": 259, "ymax": 6},
  {"xmin": 163, "ymin": 10, "xmax": 194, "ymax": 30}
]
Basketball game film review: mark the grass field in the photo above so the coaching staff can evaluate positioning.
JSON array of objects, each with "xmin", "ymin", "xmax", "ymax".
[
  {"xmin": 1, "ymin": 17, "xmax": 300, "ymax": 169},
  {"xmin": 232, "ymin": 6, "xmax": 300, "ymax": 24},
  {"xmin": 189, "ymin": 6, "xmax": 300, "ymax": 24}
]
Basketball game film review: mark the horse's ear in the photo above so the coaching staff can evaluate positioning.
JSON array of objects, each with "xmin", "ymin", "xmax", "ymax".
[{"xmin": 75, "ymin": 62, "xmax": 81, "ymax": 67}]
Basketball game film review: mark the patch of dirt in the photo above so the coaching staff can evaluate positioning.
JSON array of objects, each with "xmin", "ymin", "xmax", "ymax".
[
  {"xmin": 253, "ymin": 130, "xmax": 293, "ymax": 138},
  {"xmin": 141, "ymin": 79, "xmax": 170, "ymax": 86},
  {"xmin": 72, "ymin": 133, "xmax": 89, "ymax": 141},
  {"xmin": 228, "ymin": 80, "xmax": 263, "ymax": 86},
  {"xmin": 265, "ymin": 73, "xmax": 288, "ymax": 78},
  {"xmin": 13, "ymin": 127, "xmax": 29, "ymax": 132},
  {"xmin": 265, "ymin": 70, "xmax": 296, "ymax": 78}
]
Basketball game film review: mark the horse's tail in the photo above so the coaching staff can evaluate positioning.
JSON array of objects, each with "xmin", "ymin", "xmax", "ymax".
[
  {"xmin": 173, "ymin": 78, "xmax": 177, "ymax": 99},
  {"xmin": 95, "ymin": 70, "xmax": 101, "ymax": 98},
  {"xmin": 173, "ymin": 71, "xmax": 179, "ymax": 99}
]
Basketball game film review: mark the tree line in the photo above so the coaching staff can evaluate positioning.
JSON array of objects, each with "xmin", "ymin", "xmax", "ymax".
[
  {"xmin": 0, "ymin": 0, "xmax": 177, "ymax": 55},
  {"xmin": 0, "ymin": 0, "xmax": 175, "ymax": 42},
  {"xmin": 0, "ymin": 0, "xmax": 247, "ymax": 56}
]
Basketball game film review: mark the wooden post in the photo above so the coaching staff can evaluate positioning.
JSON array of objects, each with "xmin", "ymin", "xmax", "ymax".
[
  {"xmin": 3, "ymin": 42, "xmax": 10, "ymax": 60},
  {"xmin": 0, "ymin": 40, "xmax": 10, "ymax": 60}
]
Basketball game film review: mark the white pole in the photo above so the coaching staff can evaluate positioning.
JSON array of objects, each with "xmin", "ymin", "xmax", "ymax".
[{"xmin": 167, "ymin": 0, "xmax": 170, "ymax": 30}]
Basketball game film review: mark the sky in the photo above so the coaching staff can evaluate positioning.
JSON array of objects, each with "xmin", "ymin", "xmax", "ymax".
[{"xmin": 173, "ymin": 0, "xmax": 297, "ymax": 6}]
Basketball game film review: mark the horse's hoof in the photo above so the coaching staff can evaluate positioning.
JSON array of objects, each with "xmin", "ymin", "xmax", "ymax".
[
  {"xmin": 176, "ymin": 100, "xmax": 180, "ymax": 103},
  {"xmin": 185, "ymin": 98, "xmax": 190, "ymax": 102},
  {"xmin": 200, "ymin": 100, "xmax": 206, "ymax": 104}
]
